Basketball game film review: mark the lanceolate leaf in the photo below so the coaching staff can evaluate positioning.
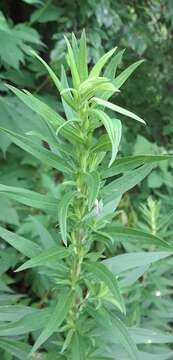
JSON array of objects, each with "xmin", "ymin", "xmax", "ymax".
[
  {"xmin": 101, "ymin": 154, "xmax": 173, "ymax": 178},
  {"xmin": 15, "ymin": 246, "xmax": 69, "ymax": 272},
  {"xmin": 6, "ymin": 85, "xmax": 83, "ymax": 144},
  {"xmin": 0, "ymin": 307, "xmax": 51, "ymax": 336},
  {"xmin": 85, "ymin": 171, "xmax": 100, "ymax": 210},
  {"xmin": 0, "ymin": 339, "xmax": 34, "ymax": 360},
  {"xmin": 102, "ymin": 163, "xmax": 153, "ymax": 203},
  {"xmin": 91, "ymin": 109, "xmax": 122, "ymax": 166},
  {"xmin": 32, "ymin": 290, "xmax": 73, "ymax": 352},
  {"xmin": 71, "ymin": 333, "xmax": 86, "ymax": 360},
  {"xmin": 58, "ymin": 191, "xmax": 76, "ymax": 246},
  {"xmin": 65, "ymin": 36, "xmax": 80, "ymax": 89},
  {"xmin": 89, "ymin": 47, "xmax": 117, "ymax": 78},
  {"xmin": 103, "ymin": 252, "xmax": 172, "ymax": 275},
  {"xmin": 61, "ymin": 65, "xmax": 76, "ymax": 121},
  {"xmin": 113, "ymin": 59, "xmax": 144, "ymax": 89},
  {"xmin": 103, "ymin": 225, "xmax": 172, "ymax": 250},
  {"xmin": 86, "ymin": 262, "xmax": 125, "ymax": 314},
  {"xmin": 0, "ymin": 226, "xmax": 41, "ymax": 258},
  {"xmin": 79, "ymin": 29, "xmax": 88, "ymax": 82},
  {"xmin": 93, "ymin": 97, "xmax": 145, "ymax": 124},
  {"xmin": 0, "ymin": 127, "xmax": 72, "ymax": 174},
  {"xmin": 0, "ymin": 184, "xmax": 58, "ymax": 214},
  {"xmin": 92, "ymin": 306, "xmax": 138, "ymax": 360},
  {"xmin": 111, "ymin": 314, "xmax": 138, "ymax": 360},
  {"xmin": 31, "ymin": 50, "xmax": 75, "ymax": 109},
  {"xmin": 104, "ymin": 49, "xmax": 125, "ymax": 80}
]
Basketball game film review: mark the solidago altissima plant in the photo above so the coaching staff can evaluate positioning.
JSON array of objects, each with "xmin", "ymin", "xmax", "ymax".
[{"xmin": 0, "ymin": 31, "xmax": 172, "ymax": 360}]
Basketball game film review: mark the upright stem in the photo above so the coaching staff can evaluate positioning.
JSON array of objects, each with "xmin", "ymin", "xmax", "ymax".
[{"xmin": 69, "ymin": 104, "xmax": 90, "ymax": 330}]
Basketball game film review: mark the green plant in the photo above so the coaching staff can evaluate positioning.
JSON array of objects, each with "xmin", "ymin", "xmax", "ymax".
[{"xmin": 0, "ymin": 31, "xmax": 172, "ymax": 360}]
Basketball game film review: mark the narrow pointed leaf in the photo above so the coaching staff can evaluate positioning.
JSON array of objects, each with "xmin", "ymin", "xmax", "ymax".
[
  {"xmin": 0, "ymin": 184, "xmax": 58, "ymax": 214},
  {"xmin": 90, "ymin": 47, "xmax": 117, "ymax": 78},
  {"xmin": 93, "ymin": 97, "xmax": 145, "ymax": 124},
  {"xmin": 32, "ymin": 290, "xmax": 73, "ymax": 352},
  {"xmin": 102, "ymin": 163, "xmax": 154, "ymax": 203},
  {"xmin": 0, "ymin": 226, "xmax": 41, "ymax": 258},
  {"xmin": 92, "ymin": 109, "xmax": 121, "ymax": 166},
  {"xmin": 101, "ymin": 154, "xmax": 173, "ymax": 178},
  {"xmin": 113, "ymin": 59, "xmax": 144, "ymax": 89},
  {"xmin": 86, "ymin": 262, "xmax": 125, "ymax": 314},
  {"xmin": 15, "ymin": 246, "xmax": 69, "ymax": 272},
  {"xmin": 103, "ymin": 225, "xmax": 172, "ymax": 250},
  {"xmin": 65, "ymin": 36, "xmax": 80, "ymax": 89},
  {"xmin": 103, "ymin": 251, "xmax": 172, "ymax": 274},
  {"xmin": 85, "ymin": 171, "xmax": 100, "ymax": 210},
  {"xmin": 58, "ymin": 191, "xmax": 76, "ymax": 246},
  {"xmin": 0, "ymin": 127, "xmax": 72, "ymax": 173},
  {"xmin": 79, "ymin": 29, "xmax": 88, "ymax": 81},
  {"xmin": 6, "ymin": 85, "xmax": 83, "ymax": 144}
]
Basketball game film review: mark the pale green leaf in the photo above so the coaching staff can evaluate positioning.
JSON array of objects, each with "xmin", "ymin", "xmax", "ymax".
[
  {"xmin": 58, "ymin": 191, "xmax": 76, "ymax": 246},
  {"xmin": 103, "ymin": 251, "xmax": 172, "ymax": 274},
  {"xmin": 90, "ymin": 47, "xmax": 117, "ymax": 78},
  {"xmin": 0, "ymin": 226, "xmax": 41, "ymax": 258},
  {"xmin": 65, "ymin": 36, "xmax": 80, "ymax": 89},
  {"xmin": 85, "ymin": 171, "xmax": 100, "ymax": 210},
  {"xmin": 0, "ymin": 127, "xmax": 72, "ymax": 174},
  {"xmin": 92, "ymin": 109, "xmax": 122, "ymax": 166},
  {"xmin": 16, "ymin": 246, "xmax": 69, "ymax": 272},
  {"xmin": 93, "ymin": 97, "xmax": 145, "ymax": 124},
  {"xmin": 86, "ymin": 262, "xmax": 125, "ymax": 314},
  {"xmin": 0, "ymin": 184, "xmax": 58, "ymax": 214},
  {"xmin": 113, "ymin": 59, "xmax": 144, "ymax": 89},
  {"xmin": 32, "ymin": 290, "xmax": 73, "ymax": 352},
  {"xmin": 79, "ymin": 29, "xmax": 88, "ymax": 81}
]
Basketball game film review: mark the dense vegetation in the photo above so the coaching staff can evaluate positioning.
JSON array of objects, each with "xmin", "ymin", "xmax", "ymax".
[{"xmin": 0, "ymin": 1, "xmax": 173, "ymax": 359}]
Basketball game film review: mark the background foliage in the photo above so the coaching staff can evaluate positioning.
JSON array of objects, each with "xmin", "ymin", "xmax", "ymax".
[{"xmin": 0, "ymin": 0, "xmax": 173, "ymax": 359}]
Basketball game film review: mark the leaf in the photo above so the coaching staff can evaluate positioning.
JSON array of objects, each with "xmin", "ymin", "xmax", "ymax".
[
  {"xmin": 102, "ymin": 163, "xmax": 153, "ymax": 204},
  {"xmin": 31, "ymin": 217, "xmax": 55, "ymax": 249},
  {"xmin": 113, "ymin": 59, "xmax": 144, "ymax": 89},
  {"xmin": 102, "ymin": 251, "xmax": 172, "ymax": 274},
  {"xmin": 79, "ymin": 29, "xmax": 88, "ymax": 82},
  {"xmin": 71, "ymin": 333, "xmax": 86, "ymax": 360},
  {"xmin": 93, "ymin": 97, "xmax": 145, "ymax": 124},
  {"xmin": 86, "ymin": 262, "xmax": 125, "ymax": 314},
  {"xmin": 65, "ymin": 36, "xmax": 80, "ymax": 89},
  {"xmin": 111, "ymin": 314, "xmax": 138, "ymax": 360},
  {"xmin": 0, "ymin": 339, "xmax": 34, "ymax": 360},
  {"xmin": 104, "ymin": 49, "xmax": 125, "ymax": 80},
  {"xmin": 0, "ymin": 184, "xmax": 58, "ymax": 214},
  {"xmin": 15, "ymin": 246, "xmax": 69, "ymax": 272},
  {"xmin": 31, "ymin": 50, "xmax": 63, "ymax": 93},
  {"xmin": 0, "ymin": 226, "xmax": 41, "ymax": 258},
  {"xmin": 0, "ymin": 127, "xmax": 72, "ymax": 174},
  {"xmin": 32, "ymin": 290, "xmax": 73, "ymax": 352},
  {"xmin": 61, "ymin": 65, "xmax": 76, "ymax": 121},
  {"xmin": 90, "ymin": 47, "xmax": 117, "ymax": 78},
  {"xmin": 101, "ymin": 154, "xmax": 173, "ymax": 178},
  {"xmin": 103, "ymin": 225, "xmax": 172, "ymax": 250},
  {"xmin": 92, "ymin": 306, "xmax": 138, "ymax": 360},
  {"xmin": 0, "ymin": 305, "xmax": 37, "ymax": 322},
  {"xmin": 85, "ymin": 171, "xmax": 100, "ymax": 210},
  {"xmin": 92, "ymin": 109, "xmax": 122, "ymax": 166},
  {"xmin": 31, "ymin": 50, "xmax": 75, "ymax": 109},
  {"xmin": 0, "ymin": 307, "xmax": 51, "ymax": 336},
  {"xmin": 58, "ymin": 191, "xmax": 76, "ymax": 246},
  {"xmin": 129, "ymin": 327, "xmax": 173, "ymax": 344},
  {"xmin": 6, "ymin": 84, "xmax": 83, "ymax": 144}
]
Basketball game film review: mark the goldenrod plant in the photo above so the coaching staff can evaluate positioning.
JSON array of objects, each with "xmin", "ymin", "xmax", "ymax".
[{"xmin": 0, "ymin": 31, "xmax": 172, "ymax": 360}]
